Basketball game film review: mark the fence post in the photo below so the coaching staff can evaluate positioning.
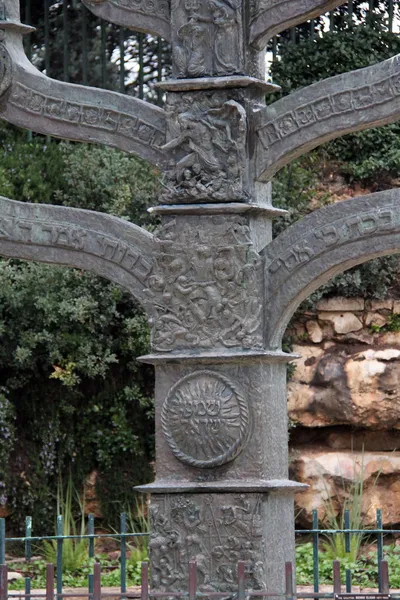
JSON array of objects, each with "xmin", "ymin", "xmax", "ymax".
[
  {"xmin": 237, "ymin": 560, "xmax": 245, "ymax": 600},
  {"xmin": 88, "ymin": 514, "xmax": 94, "ymax": 595},
  {"xmin": 141, "ymin": 562, "xmax": 149, "ymax": 600},
  {"xmin": 0, "ymin": 564, "xmax": 8, "ymax": 600},
  {"xmin": 344, "ymin": 509, "xmax": 350, "ymax": 554},
  {"xmin": 25, "ymin": 516, "xmax": 32, "ymax": 561},
  {"xmin": 376, "ymin": 508, "xmax": 383, "ymax": 592},
  {"xmin": 381, "ymin": 560, "xmax": 389, "ymax": 594},
  {"xmin": 93, "ymin": 562, "xmax": 101, "ymax": 600},
  {"xmin": 46, "ymin": 564, "xmax": 55, "ymax": 600},
  {"xmin": 312, "ymin": 509, "xmax": 319, "ymax": 593},
  {"xmin": 285, "ymin": 562, "xmax": 294, "ymax": 600},
  {"xmin": 120, "ymin": 512, "xmax": 127, "ymax": 598},
  {"xmin": 0, "ymin": 519, "xmax": 5, "ymax": 565},
  {"xmin": 56, "ymin": 515, "xmax": 63, "ymax": 600},
  {"xmin": 188, "ymin": 560, "xmax": 197, "ymax": 600},
  {"xmin": 333, "ymin": 560, "xmax": 341, "ymax": 595}
]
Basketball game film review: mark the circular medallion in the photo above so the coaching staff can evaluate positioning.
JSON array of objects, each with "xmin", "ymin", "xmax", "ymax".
[{"xmin": 161, "ymin": 370, "xmax": 250, "ymax": 468}]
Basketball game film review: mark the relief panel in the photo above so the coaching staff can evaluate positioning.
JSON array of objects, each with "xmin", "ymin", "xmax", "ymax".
[
  {"xmin": 171, "ymin": 0, "xmax": 244, "ymax": 78},
  {"xmin": 144, "ymin": 215, "xmax": 263, "ymax": 352},
  {"xmin": 150, "ymin": 493, "xmax": 266, "ymax": 592},
  {"xmin": 161, "ymin": 91, "xmax": 247, "ymax": 204}
]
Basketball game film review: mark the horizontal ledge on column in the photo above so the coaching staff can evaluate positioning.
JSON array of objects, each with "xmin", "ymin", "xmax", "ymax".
[
  {"xmin": 148, "ymin": 203, "xmax": 287, "ymax": 217},
  {"xmin": 137, "ymin": 349, "xmax": 299, "ymax": 365},
  {"xmin": 0, "ymin": 20, "xmax": 35, "ymax": 34},
  {"xmin": 135, "ymin": 479, "xmax": 308, "ymax": 494},
  {"xmin": 155, "ymin": 76, "xmax": 280, "ymax": 94}
]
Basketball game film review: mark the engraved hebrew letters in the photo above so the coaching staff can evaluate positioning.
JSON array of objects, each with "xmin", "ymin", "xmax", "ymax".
[
  {"xmin": 161, "ymin": 91, "xmax": 247, "ymax": 204},
  {"xmin": 161, "ymin": 370, "xmax": 250, "ymax": 468}
]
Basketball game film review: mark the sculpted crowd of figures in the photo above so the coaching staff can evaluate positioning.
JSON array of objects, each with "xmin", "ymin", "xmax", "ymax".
[{"xmin": 0, "ymin": 0, "xmax": 398, "ymax": 593}]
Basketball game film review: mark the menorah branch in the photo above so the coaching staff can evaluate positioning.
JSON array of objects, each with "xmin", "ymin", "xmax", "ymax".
[{"xmin": 256, "ymin": 54, "xmax": 400, "ymax": 182}]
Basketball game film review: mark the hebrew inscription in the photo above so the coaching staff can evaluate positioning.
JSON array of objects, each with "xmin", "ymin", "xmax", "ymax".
[
  {"xmin": 161, "ymin": 91, "xmax": 247, "ymax": 204},
  {"xmin": 9, "ymin": 82, "xmax": 165, "ymax": 150},
  {"xmin": 263, "ymin": 189, "xmax": 400, "ymax": 349},
  {"xmin": 150, "ymin": 493, "xmax": 266, "ymax": 592},
  {"xmin": 171, "ymin": 0, "xmax": 243, "ymax": 78},
  {"xmin": 144, "ymin": 215, "xmax": 263, "ymax": 352},
  {"xmin": 249, "ymin": 0, "xmax": 345, "ymax": 49},
  {"xmin": 83, "ymin": 0, "xmax": 171, "ymax": 40},
  {"xmin": 0, "ymin": 196, "xmax": 155, "ymax": 302},
  {"xmin": 161, "ymin": 370, "xmax": 250, "ymax": 468},
  {"xmin": 256, "ymin": 54, "xmax": 400, "ymax": 182},
  {"xmin": 0, "ymin": 30, "xmax": 167, "ymax": 166}
]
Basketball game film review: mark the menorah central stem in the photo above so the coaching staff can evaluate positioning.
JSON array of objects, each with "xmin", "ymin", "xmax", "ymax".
[
  {"xmin": 132, "ymin": 6, "xmax": 307, "ymax": 590},
  {"xmin": 138, "ymin": 203, "xmax": 305, "ymax": 593}
]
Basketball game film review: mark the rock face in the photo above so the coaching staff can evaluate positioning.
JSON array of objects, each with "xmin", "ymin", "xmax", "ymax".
[
  {"xmin": 291, "ymin": 449, "xmax": 400, "ymax": 527},
  {"xmin": 287, "ymin": 297, "xmax": 400, "ymax": 526}
]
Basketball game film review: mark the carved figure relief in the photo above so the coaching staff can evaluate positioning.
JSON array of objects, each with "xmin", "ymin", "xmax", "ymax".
[
  {"xmin": 150, "ymin": 494, "xmax": 266, "ymax": 592},
  {"xmin": 172, "ymin": 0, "xmax": 242, "ymax": 78},
  {"xmin": 161, "ymin": 370, "xmax": 250, "ymax": 468},
  {"xmin": 144, "ymin": 215, "xmax": 263, "ymax": 352},
  {"xmin": 0, "ymin": 40, "xmax": 12, "ymax": 100},
  {"xmin": 161, "ymin": 92, "xmax": 247, "ymax": 204}
]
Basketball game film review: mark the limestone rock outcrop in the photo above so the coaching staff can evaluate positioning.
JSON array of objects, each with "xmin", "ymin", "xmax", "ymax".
[
  {"xmin": 287, "ymin": 297, "xmax": 400, "ymax": 526},
  {"xmin": 291, "ymin": 449, "xmax": 400, "ymax": 527}
]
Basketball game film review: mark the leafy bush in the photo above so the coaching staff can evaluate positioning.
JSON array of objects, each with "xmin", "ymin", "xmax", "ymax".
[{"xmin": 0, "ymin": 124, "xmax": 158, "ymax": 533}]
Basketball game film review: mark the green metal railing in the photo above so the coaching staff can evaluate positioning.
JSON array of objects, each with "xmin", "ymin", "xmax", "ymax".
[
  {"xmin": 0, "ymin": 514, "xmax": 148, "ymax": 595},
  {"xmin": 0, "ymin": 506, "xmax": 399, "ymax": 594},
  {"xmin": 296, "ymin": 508, "xmax": 392, "ymax": 594}
]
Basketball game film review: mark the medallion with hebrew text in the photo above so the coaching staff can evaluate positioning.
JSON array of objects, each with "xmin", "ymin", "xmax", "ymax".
[{"xmin": 161, "ymin": 370, "xmax": 250, "ymax": 468}]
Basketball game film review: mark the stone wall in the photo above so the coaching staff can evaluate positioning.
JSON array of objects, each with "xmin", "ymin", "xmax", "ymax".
[{"xmin": 287, "ymin": 297, "xmax": 400, "ymax": 527}]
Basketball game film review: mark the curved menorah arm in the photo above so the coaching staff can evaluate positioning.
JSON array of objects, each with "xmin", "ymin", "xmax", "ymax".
[
  {"xmin": 249, "ymin": 0, "xmax": 345, "ymax": 50},
  {"xmin": 82, "ymin": 0, "xmax": 171, "ymax": 40},
  {"xmin": 262, "ymin": 188, "xmax": 400, "ymax": 349},
  {"xmin": 255, "ymin": 54, "xmax": 400, "ymax": 182},
  {"xmin": 0, "ymin": 196, "xmax": 155, "ymax": 305},
  {"xmin": 0, "ymin": 18, "xmax": 167, "ymax": 167}
]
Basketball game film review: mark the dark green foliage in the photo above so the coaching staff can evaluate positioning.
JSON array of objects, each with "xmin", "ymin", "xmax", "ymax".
[{"xmin": 0, "ymin": 124, "xmax": 158, "ymax": 533}]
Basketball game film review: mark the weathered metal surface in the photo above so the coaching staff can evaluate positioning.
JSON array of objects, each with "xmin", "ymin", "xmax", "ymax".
[
  {"xmin": 0, "ymin": 27, "xmax": 167, "ymax": 166},
  {"xmin": 0, "ymin": 196, "xmax": 155, "ymax": 303},
  {"xmin": 170, "ymin": 0, "xmax": 244, "ymax": 79},
  {"xmin": 3, "ymin": 0, "xmax": 400, "ymax": 595},
  {"xmin": 149, "ymin": 490, "xmax": 295, "ymax": 593},
  {"xmin": 82, "ymin": 0, "xmax": 171, "ymax": 40},
  {"xmin": 249, "ymin": 0, "xmax": 346, "ymax": 50},
  {"xmin": 256, "ymin": 54, "xmax": 400, "ymax": 182},
  {"xmin": 263, "ymin": 189, "xmax": 400, "ymax": 349},
  {"xmin": 143, "ymin": 214, "xmax": 263, "ymax": 350}
]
